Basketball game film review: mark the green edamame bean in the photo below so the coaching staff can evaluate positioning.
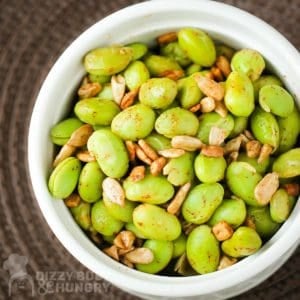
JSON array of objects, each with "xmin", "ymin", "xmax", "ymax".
[
  {"xmin": 253, "ymin": 75, "xmax": 283, "ymax": 99},
  {"xmin": 250, "ymin": 108, "xmax": 280, "ymax": 149},
  {"xmin": 177, "ymin": 77, "xmax": 203, "ymax": 109},
  {"xmin": 123, "ymin": 174, "xmax": 174, "ymax": 204},
  {"xmin": 88, "ymin": 74, "xmax": 111, "ymax": 84},
  {"xmin": 111, "ymin": 104, "xmax": 155, "ymax": 140},
  {"xmin": 48, "ymin": 157, "xmax": 82, "ymax": 199},
  {"xmin": 139, "ymin": 78, "xmax": 177, "ymax": 109},
  {"xmin": 144, "ymin": 54, "xmax": 182, "ymax": 76},
  {"xmin": 197, "ymin": 112, "xmax": 234, "ymax": 143},
  {"xmin": 97, "ymin": 84, "xmax": 114, "ymax": 101},
  {"xmin": 155, "ymin": 107, "xmax": 199, "ymax": 138},
  {"xmin": 87, "ymin": 129, "xmax": 129, "ymax": 178},
  {"xmin": 50, "ymin": 118, "xmax": 83, "ymax": 145},
  {"xmin": 270, "ymin": 189, "xmax": 291, "ymax": 223},
  {"xmin": 194, "ymin": 154, "xmax": 227, "ymax": 183},
  {"xmin": 208, "ymin": 198, "xmax": 246, "ymax": 228},
  {"xmin": 126, "ymin": 43, "xmax": 148, "ymax": 60},
  {"xmin": 237, "ymin": 153, "xmax": 270, "ymax": 174},
  {"xmin": 277, "ymin": 107, "xmax": 300, "ymax": 153},
  {"xmin": 225, "ymin": 71, "xmax": 255, "ymax": 117},
  {"xmin": 124, "ymin": 61, "xmax": 150, "ymax": 91},
  {"xmin": 228, "ymin": 116, "xmax": 248, "ymax": 138},
  {"xmin": 186, "ymin": 64, "xmax": 202, "ymax": 76},
  {"xmin": 78, "ymin": 161, "xmax": 105, "ymax": 203},
  {"xmin": 74, "ymin": 98, "xmax": 120, "ymax": 125},
  {"xmin": 182, "ymin": 183, "xmax": 224, "ymax": 224},
  {"xmin": 231, "ymin": 49, "xmax": 265, "ymax": 81},
  {"xmin": 187, "ymin": 225, "xmax": 220, "ymax": 274},
  {"xmin": 84, "ymin": 47, "xmax": 133, "ymax": 76},
  {"xmin": 222, "ymin": 227, "xmax": 262, "ymax": 257},
  {"xmin": 164, "ymin": 152, "xmax": 195, "ymax": 186},
  {"xmin": 216, "ymin": 44, "xmax": 235, "ymax": 60},
  {"xmin": 172, "ymin": 233, "xmax": 187, "ymax": 258},
  {"xmin": 136, "ymin": 240, "xmax": 173, "ymax": 274},
  {"xmin": 160, "ymin": 41, "xmax": 192, "ymax": 67},
  {"xmin": 70, "ymin": 201, "xmax": 91, "ymax": 231},
  {"xmin": 272, "ymin": 148, "xmax": 300, "ymax": 178},
  {"xmin": 102, "ymin": 234, "xmax": 116, "ymax": 244},
  {"xmin": 247, "ymin": 206, "xmax": 280, "ymax": 238},
  {"xmin": 226, "ymin": 162, "xmax": 263, "ymax": 207},
  {"xmin": 133, "ymin": 204, "xmax": 181, "ymax": 241},
  {"xmin": 103, "ymin": 195, "xmax": 136, "ymax": 223},
  {"xmin": 259, "ymin": 85, "xmax": 294, "ymax": 117},
  {"xmin": 144, "ymin": 133, "xmax": 171, "ymax": 151},
  {"xmin": 91, "ymin": 201, "xmax": 124, "ymax": 236},
  {"xmin": 125, "ymin": 222, "xmax": 147, "ymax": 239},
  {"xmin": 178, "ymin": 28, "xmax": 216, "ymax": 67}
]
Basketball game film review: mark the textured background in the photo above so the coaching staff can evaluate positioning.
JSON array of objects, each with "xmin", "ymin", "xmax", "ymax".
[{"xmin": 0, "ymin": 0, "xmax": 299, "ymax": 299}]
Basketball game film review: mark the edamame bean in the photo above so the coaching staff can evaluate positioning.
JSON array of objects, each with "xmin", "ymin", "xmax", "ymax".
[
  {"xmin": 74, "ymin": 98, "xmax": 120, "ymax": 125},
  {"xmin": 182, "ymin": 183, "xmax": 224, "ymax": 224},
  {"xmin": 125, "ymin": 222, "xmax": 147, "ymax": 239},
  {"xmin": 194, "ymin": 154, "xmax": 227, "ymax": 183},
  {"xmin": 173, "ymin": 234, "xmax": 187, "ymax": 258},
  {"xmin": 237, "ymin": 153, "xmax": 270, "ymax": 174},
  {"xmin": 222, "ymin": 227, "xmax": 262, "ymax": 257},
  {"xmin": 70, "ymin": 201, "xmax": 92, "ymax": 230},
  {"xmin": 136, "ymin": 240, "xmax": 173, "ymax": 274},
  {"xmin": 253, "ymin": 75, "xmax": 282, "ymax": 99},
  {"xmin": 111, "ymin": 104, "xmax": 155, "ymax": 140},
  {"xmin": 187, "ymin": 225, "xmax": 220, "ymax": 274},
  {"xmin": 127, "ymin": 43, "xmax": 148, "ymax": 60},
  {"xmin": 186, "ymin": 64, "xmax": 202, "ymax": 76},
  {"xmin": 97, "ymin": 84, "xmax": 114, "ymax": 100},
  {"xmin": 91, "ymin": 201, "xmax": 124, "ymax": 236},
  {"xmin": 144, "ymin": 133, "xmax": 171, "ymax": 151},
  {"xmin": 177, "ymin": 77, "xmax": 203, "ymax": 109},
  {"xmin": 139, "ymin": 78, "xmax": 177, "ymax": 109},
  {"xmin": 208, "ymin": 198, "xmax": 246, "ymax": 228},
  {"xmin": 88, "ymin": 74, "xmax": 111, "ymax": 84},
  {"xmin": 48, "ymin": 157, "xmax": 82, "ymax": 199},
  {"xmin": 123, "ymin": 173, "xmax": 174, "ymax": 204},
  {"xmin": 277, "ymin": 107, "xmax": 300, "ymax": 153},
  {"xmin": 216, "ymin": 44, "xmax": 235, "ymax": 60},
  {"xmin": 87, "ymin": 129, "xmax": 129, "ymax": 178},
  {"xmin": 250, "ymin": 108, "xmax": 280, "ymax": 150},
  {"xmin": 78, "ymin": 161, "xmax": 105, "ymax": 203},
  {"xmin": 161, "ymin": 41, "xmax": 192, "ymax": 67},
  {"xmin": 124, "ymin": 61, "xmax": 150, "ymax": 90},
  {"xmin": 270, "ymin": 189, "xmax": 291, "ymax": 223},
  {"xmin": 228, "ymin": 116, "xmax": 248, "ymax": 138},
  {"xmin": 197, "ymin": 112, "xmax": 234, "ymax": 143},
  {"xmin": 84, "ymin": 47, "xmax": 133, "ymax": 76},
  {"xmin": 247, "ymin": 206, "xmax": 280, "ymax": 238},
  {"xmin": 51, "ymin": 118, "xmax": 83, "ymax": 145},
  {"xmin": 155, "ymin": 107, "xmax": 199, "ymax": 138},
  {"xmin": 103, "ymin": 195, "xmax": 137, "ymax": 223},
  {"xmin": 231, "ymin": 49, "xmax": 265, "ymax": 81},
  {"xmin": 226, "ymin": 162, "xmax": 263, "ymax": 207},
  {"xmin": 144, "ymin": 54, "xmax": 182, "ymax": 76},
  {"xmin": 225, "ymin": 71, "xmax": 255, "ymax": 117},
  {"xmin": 259, "ymin": 85, "xmax": 294, "ymax": 117},
  {"xmin": 164, "ymin": 152, "xmax": 195, "ymax": 186},
  {"xmin": 133, "ymin": 204, "xmax": 181, "ymax": 241},
  {"xmin": 272, "ymin": 148, "xmax": 300, "ymax": 178},
  {"xmin": 178, "ymin": 28, "xmax": 216, "ymax": 67}
]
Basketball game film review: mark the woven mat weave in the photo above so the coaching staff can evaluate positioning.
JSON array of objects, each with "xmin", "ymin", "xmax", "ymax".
[{"xmin": 0, "ymin": 0, "xmax": 299, "ymax": 299}]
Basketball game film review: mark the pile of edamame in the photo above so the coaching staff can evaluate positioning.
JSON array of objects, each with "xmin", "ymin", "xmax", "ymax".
[{"xmin": 48, "ymin": 28, "xmax": 300, "ymax": 275}]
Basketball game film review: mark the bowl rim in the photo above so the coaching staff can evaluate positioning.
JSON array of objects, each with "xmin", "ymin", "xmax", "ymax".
[{"xmin": 28, "ymin": 0, "xmax": 300, "ymax": 297}]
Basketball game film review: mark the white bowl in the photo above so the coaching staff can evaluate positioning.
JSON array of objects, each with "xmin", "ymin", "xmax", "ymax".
[{"xmin": 28, "ymin": 0, "xmax": 300, "ymax": 299}]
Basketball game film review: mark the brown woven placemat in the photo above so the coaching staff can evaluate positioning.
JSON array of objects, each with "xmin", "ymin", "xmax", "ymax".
[{"xmin": 0, "ymin": 0, "xmax": 299, "ymax": 299}]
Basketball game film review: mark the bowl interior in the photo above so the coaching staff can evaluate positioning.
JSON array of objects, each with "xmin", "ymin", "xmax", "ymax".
[{"xmin": 28, "ymin": 0, "xmax": 300, "ymax": 297}]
